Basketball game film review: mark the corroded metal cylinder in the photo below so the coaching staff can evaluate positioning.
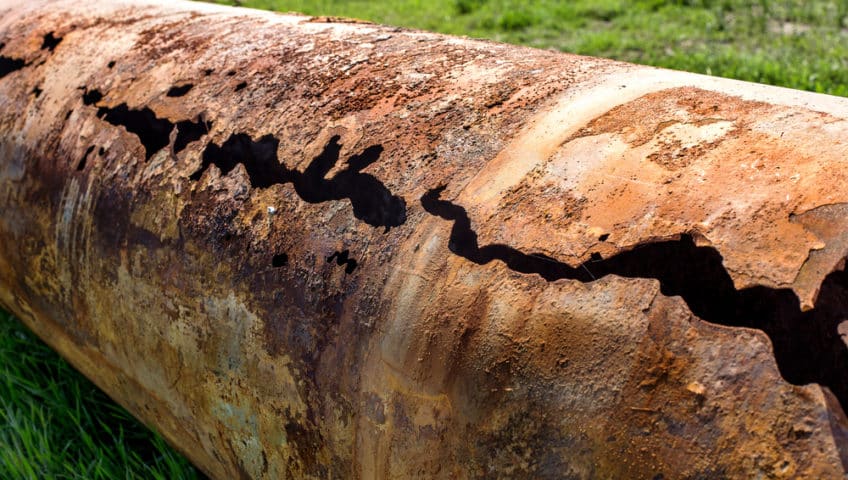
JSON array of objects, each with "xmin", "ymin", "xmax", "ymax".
[{"xmin": 2, "ymin": 0, "xmax": 848, "ymax": 478}]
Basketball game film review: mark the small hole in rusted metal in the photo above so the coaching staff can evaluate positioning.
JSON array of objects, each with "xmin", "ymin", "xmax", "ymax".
[
  {"xmin": 82, "ymin": 88, "xmax": 103, "ymax": 105},
  {"xmin": 78, "ymin": 146, "xmax": 94, "ymax": 171},
  {"xmin": 272, "ymin": 253, "xmax": 288, "ymax": 268},
  {"xmin": 0, "ymin": 55, "xmax": 25, "ymax": 79},
  {"xmin": 327, "ymin": 250, "xmax": 357, "ymax": 274},
  {"xmin": 41, "ymin": 32, "xmax": 62, "ymax": 52},
  {"xmin": 167, "ymin": 84, "xmax": 193, "ymax": 97}
]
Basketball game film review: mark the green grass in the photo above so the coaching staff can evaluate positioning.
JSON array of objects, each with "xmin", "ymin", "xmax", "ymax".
[
  {"xmin": 2, "ymin": 0, "xmax": 847, "ymax": 477},
  {"xmin": 0, "ymin": 310, "xmax": 200, "ymax": 479}
]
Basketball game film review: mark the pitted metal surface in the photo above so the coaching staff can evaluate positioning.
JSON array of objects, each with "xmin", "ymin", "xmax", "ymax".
[{"xmin": 2, "ymin": 0, "xmax": 848, "ymax": 478}]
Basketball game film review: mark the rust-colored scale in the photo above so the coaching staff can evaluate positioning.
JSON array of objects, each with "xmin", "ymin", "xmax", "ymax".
[{"xmin": 2, "ymin": 1, "xmax": 848, "ymax": 478}]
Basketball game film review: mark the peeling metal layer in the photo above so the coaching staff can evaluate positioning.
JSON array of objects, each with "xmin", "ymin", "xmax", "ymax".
[{"xmin": 2, "ymin": 0, "xmax": 848, "ymax": 478}]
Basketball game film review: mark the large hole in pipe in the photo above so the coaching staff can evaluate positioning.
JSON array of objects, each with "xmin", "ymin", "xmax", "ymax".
[
  {"xmin": 82, "ymin": 89, "xmax": 207, "ymax": 159},
  {"xmin": 94, "ymin": 103, "xmax": 172, "ymax": 161},
  {"xmin": 83, "ymin": 89, "xmax": 404, "ymax": 230},
  {"xmin": 421, "ymin": 185, "xmax": 848, "ymax": 412},
  {"xmin": 191, "ymin": 134, "xmax": 406, "ymax": 231}
]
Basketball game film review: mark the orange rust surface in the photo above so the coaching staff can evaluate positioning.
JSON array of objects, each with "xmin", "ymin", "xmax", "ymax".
[{"xmin": 1, "ymin": 0, "xmax": 848, "ymax": 478}]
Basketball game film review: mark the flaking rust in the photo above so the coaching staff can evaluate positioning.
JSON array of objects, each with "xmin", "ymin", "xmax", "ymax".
[{"xmin": 2, "ymin": 0, "xmax": 848, "ymax": 478}]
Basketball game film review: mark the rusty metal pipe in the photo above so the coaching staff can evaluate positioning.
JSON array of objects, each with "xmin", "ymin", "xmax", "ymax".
[{"xmin": 3, "ymin": 0, "xmax": 848, "ymax": 477}]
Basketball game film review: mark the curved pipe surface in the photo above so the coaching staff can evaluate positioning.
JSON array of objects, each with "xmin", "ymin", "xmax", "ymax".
[{"xmin": 2, "ymin": 0, "xmax": 848, "ymax": 477}]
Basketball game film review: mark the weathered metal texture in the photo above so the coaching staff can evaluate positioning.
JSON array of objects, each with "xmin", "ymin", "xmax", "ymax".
[{"xmin": 2, "ymin": 0, "xmax": 848, "ymax": 478}]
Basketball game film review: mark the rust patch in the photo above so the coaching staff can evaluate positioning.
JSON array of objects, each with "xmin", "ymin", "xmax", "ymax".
[
  {"xmin": 485, "ymin": 86, "xmax": 848, "ymax": 305},
  {"xmin": 306, "ymin": 15, "xmax": 376, "ymax": 25}
]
